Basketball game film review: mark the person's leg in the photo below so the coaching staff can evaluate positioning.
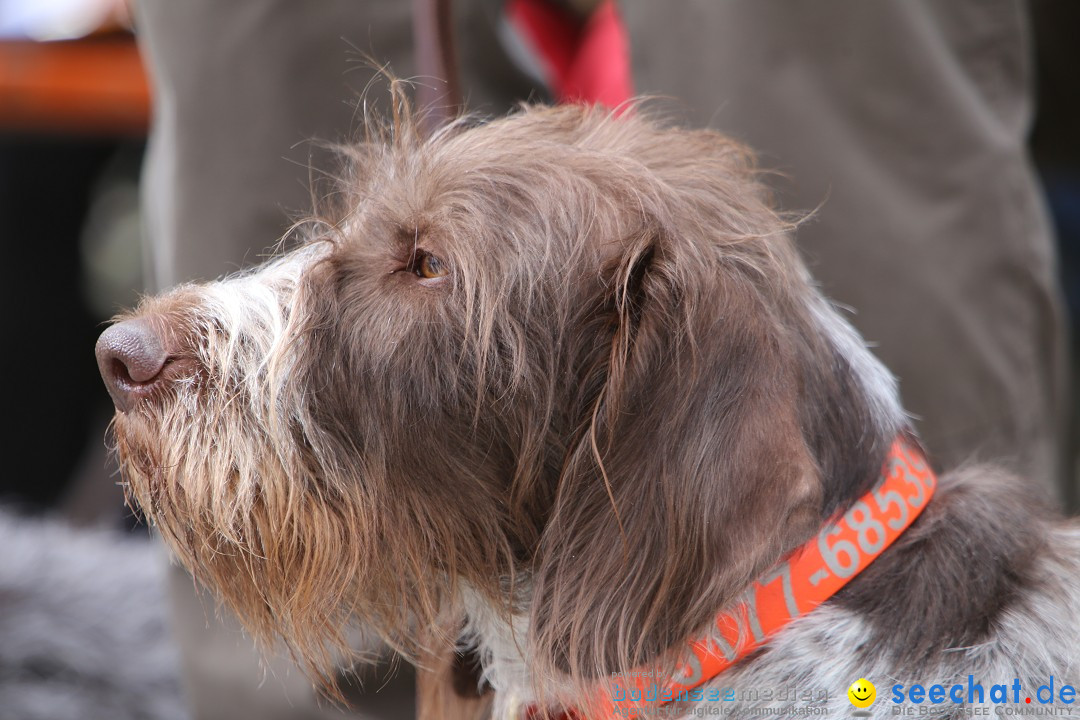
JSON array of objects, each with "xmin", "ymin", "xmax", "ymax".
[
  {"xmin": 136, "ymin": 0, "xmax": 416, "ymax": 290},
  {"xmin": 622, "ymin": 0, "xmax": 1068, "ymax": 498},
  {"xmin": 134, "ymin": 3, "xmax": 417, "ymax": 717}
]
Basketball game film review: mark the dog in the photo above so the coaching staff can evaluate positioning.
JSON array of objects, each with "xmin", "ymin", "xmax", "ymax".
[{"xmin": 96, "ymin": 99, "xmax": 1080, "ymax": 719}]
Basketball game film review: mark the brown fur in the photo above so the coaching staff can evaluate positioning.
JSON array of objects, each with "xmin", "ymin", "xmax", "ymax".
[{"xmin": 107, "ymin": 93, "xmax": 906, "ymax": 711}]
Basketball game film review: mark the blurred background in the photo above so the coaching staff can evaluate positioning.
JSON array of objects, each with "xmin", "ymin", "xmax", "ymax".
[
  {"xmin": 0, "ymin": 3, "xmax": 181, "ymax": 718},
  {"xmin": 0, "ymin": 0, "xmax": 1077, "ymax": 719}
]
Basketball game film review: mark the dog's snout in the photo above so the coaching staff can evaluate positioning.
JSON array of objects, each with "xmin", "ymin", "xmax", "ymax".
[{"xmin": 96, "ymin": 319, "xmax": 170, "ymax": 412}]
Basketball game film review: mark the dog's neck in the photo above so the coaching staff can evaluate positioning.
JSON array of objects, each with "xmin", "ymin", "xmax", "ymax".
[
  {"xmin": 595, "ymin": 435, "xmax": 936, "ymax": 717},
  {"xmin": 462, "ymin": 434, "xmax": 935, "ymax": 718},
  {"xmin": 459, "ymin": 289, "xmax": 914, "ymax": 716}
]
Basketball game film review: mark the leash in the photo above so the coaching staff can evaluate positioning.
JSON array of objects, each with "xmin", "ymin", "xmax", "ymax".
[
  {"xmin": 412, "ymin": 0, "xmax": 463, "ymax": 132},
  {"xmin": 411, "ymin": 0, "xmax": 632, "ymax": 135}
]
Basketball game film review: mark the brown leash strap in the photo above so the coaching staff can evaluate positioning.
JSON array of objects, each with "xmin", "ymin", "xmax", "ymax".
[{"xmin": 412, "ymin": 0, "xmax": 463, "ymax": 132}]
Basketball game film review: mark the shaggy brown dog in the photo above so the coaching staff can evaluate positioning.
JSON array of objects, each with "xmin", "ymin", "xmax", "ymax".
[{"xmin": 97, "ymin": 99, "xmax": 1079, "ymax": 719}]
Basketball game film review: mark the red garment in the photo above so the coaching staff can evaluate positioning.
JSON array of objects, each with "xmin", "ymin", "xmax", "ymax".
[{"xmin": 505, "ymin": 0, "xmax": 633, "ymax": 108}]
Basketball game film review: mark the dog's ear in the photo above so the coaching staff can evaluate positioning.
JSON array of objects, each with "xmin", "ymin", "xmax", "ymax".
[{"xmin": 530, "ymin": 198, "xmax": 885, "ymax": 684}]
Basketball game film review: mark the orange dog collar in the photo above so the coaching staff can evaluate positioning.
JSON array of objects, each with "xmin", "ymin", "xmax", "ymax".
[{"xmin": 527, "ymin": 436, "xmax": 936, "ymax": 720}]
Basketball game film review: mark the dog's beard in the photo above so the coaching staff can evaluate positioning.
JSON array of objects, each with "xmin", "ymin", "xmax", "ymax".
[{"xmin": 109, "ymin": 277, "xmax": 463, "ymax": 691}]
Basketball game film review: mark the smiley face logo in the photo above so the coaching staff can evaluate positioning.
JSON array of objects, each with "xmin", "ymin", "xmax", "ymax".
[{"xmin": 847, "ymin": 678, "xmax": 876, "ymax": 708}]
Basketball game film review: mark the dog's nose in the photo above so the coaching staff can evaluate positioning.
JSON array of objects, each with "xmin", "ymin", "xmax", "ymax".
[{"xmin": 96, "ymin": 319, "xmax": 169, "ymax": 412}]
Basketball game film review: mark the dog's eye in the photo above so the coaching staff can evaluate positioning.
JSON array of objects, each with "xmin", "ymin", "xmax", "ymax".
[{"xmin": 416, "ymin": 252, "xmax": 449, "ymax": 279}]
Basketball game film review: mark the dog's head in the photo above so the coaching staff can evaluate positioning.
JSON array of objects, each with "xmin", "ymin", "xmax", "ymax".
[{"xmin": 98, "ymin": 102, "xmax": 904, "ymax": 693}]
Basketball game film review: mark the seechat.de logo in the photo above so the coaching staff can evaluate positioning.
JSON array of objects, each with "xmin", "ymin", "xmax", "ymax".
[{"xmin": 848, "ymin": 678, "xmax": 876, "ymax": 716}]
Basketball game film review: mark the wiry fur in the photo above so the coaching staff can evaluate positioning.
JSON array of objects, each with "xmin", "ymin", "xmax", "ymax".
[{"xmin": 106, "ymin": 97, "xmax": 1079, "ymax": 718}]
